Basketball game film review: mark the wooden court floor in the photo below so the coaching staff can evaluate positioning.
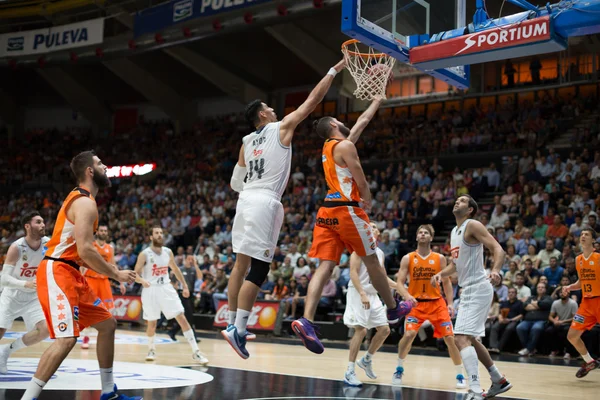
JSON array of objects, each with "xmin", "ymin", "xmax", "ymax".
[{"xmin": 1, "ymin": 322, "xmax": 598, "ymax": 399}]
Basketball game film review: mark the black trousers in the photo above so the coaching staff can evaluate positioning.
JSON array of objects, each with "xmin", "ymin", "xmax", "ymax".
[
  {"xmin": 169, "ymin": 291, "xmax": 196, "ymax": 336},
  {"xmin": 545, "ymin": 323, "xmax": 575, "ymax": 354}
]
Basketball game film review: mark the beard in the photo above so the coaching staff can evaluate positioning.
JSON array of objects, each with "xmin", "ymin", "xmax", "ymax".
[
  {"xmin": 152, "ymin": 239, "xmax": 163, "ymax": 247},
  {"xmin": 93, "ymin": 169, "xmax": 111, "ymax": 189},
  {"xmin": 97, "ymin": 233, "xmax": 108, "ymax": 241},
  {"xmin": 338, "ymin": 123, "xmax": 350, "ymax": 137}
]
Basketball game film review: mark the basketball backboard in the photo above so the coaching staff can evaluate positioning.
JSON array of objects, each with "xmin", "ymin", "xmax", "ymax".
[{"xmin": 341, "ymin": 0, "xmax": 470, "ymax": 88}]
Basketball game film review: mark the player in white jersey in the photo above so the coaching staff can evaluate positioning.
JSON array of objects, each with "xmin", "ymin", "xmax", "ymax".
[
  {"xmin": 222, "ymin": 59, "xmax": 346, "ymax": 359},
  {"xmin": 431, "ymin": 195, "xmax": 512, "ymax": 400},
  {"xmin": 134, "ymin": 226, "xmax": 208, "ymax": 365},
  {"xmin": 342, "ymin": 222, "xmax": 395, "ymax": 386},
  {"xmin": 0, "ymin": 211, "xmax": 50, "ymax": 373}
]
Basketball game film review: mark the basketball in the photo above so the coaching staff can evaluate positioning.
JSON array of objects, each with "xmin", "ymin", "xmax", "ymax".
[{"xmin": 258, "ymin": 306, "xmax": 277, "ymax": 328}]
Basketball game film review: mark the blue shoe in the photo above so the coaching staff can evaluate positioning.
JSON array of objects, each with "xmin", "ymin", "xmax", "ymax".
[
  {"xmin": 387, "ymin": 299, "xmax": 413, "ymax": 325},
  {"xmin": 291, "ymin": 317, "xmax": 324, "ymax": 354},
  {"xmin": 100, "ymin": 385, "xmax": 143, "ymax": 400},
  {"xmin": 456, "ymin": 373, "xmax": 467, "ymax": 389},
  {"xmin": 221, "ymin": 325, "xmax": 249, "ymax": 359},
  {"xmin": 392, "ymin": 366, "xmax": 404, "ymax": 386},
  {"xmin": 227, "ymin": 323, "xmax": 256, "ymax": 341}
]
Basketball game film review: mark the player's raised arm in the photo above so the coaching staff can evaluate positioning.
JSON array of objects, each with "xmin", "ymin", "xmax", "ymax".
[
  {"xmin": 279, "ymin": 59, "xmax": 346, "ymax": 145},
  {"xmin": 346, "ymin": 97, "xmax": 383, "ymax": 144},
  {"xmin": 337, "ymin": 141, "xmax": 371, "ymax": 209},
  {"xmin": 468, "ymin": 220, "xmax": 506, "ymax": 284},
  {"xmin": 230, "ymin": 145, "xmax": 246, "ymax": 193}
]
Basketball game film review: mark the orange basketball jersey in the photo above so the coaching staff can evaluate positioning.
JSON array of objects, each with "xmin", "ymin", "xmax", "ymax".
[
  {"xmin": 45, "ymin": 187, "xmax": 98, "ymax": 265},
  {"xmin": 322, "ymin": 139, "xmax": 361, "ymax": 203},
  {"xmin": 576, "ymin": 252, "xmax": 600, "ymax": 298},
  {"xmin": 86, "ymin": 242, "xmax": 114, "ymax": 279},
  {"xmin": 407, "ymin": 251, "xmax": 443, "ymax": 300}
]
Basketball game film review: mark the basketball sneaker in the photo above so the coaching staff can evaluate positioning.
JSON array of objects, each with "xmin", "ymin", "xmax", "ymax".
[
  {"xmin": 343, "ymin": 370, "xmax": 362, "ymax": 387},
  {"xmin": 192, "ymin": 350, "xmax": 209, "ymax": 365},
  {"xmin": 221, "ymin": 325, "xmax": 249, "ymax": 359},
  {"xmin": 456, "ymin": 374, "xmax": 467, "ymax": 389},
  {"xmin": 391, "ymin": 366, "xmax": 404, "ymax": 386},
  {"xmin": 292, "ymin": 318, "xmax": 324, "ymax": 354},
  {"xmin": 387, "ymin": 299, "xmax": 412, "ymax": 325},
  {"xmin": 465, "ymin": 390, "xmax": 485, "ymax": 400},
  {"xmin": 100, "ymin": 384, "xmax": 143, "ymax": 400},
  {"xmin": 357, "ymin": 357, "xmax": 377, "ymax": 379},
  {"xmin": 575, "ymin": 359, "xmax": 600, "ymax": 378},
  {"xmin": 485, "ymin": 377, "xmax": 512, "ymax": 398},
  {"xmin": 81, "ymin": 336, "xmax": 90, "ymax": 349},
  {"xmin": 145, "ymin": 350, "xmax": 156, "ymax": 361},
  {"xmin": 226, "ymin": 324, "xmax": 256, "ymax": 341},
  {"xmin": 0, "ymin": 345, "xmax": 9, "ymax": 374}
]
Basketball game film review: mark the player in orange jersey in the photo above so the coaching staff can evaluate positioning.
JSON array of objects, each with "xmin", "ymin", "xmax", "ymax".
[
  {"xmin": 21, "ymin": 151, "xmax": 138, "ymax": 400},
  {"xmin": 292, "ymin": 97, "xmax": 409, "ymax": 354},
  {"xmin": 392, "ymin": 224, "xmax": 466, "ymax": 389},
  {"xmin": 563, "ymin": 227, "xmax": 600, "ymax": 378},
  {"xmin": 80, "ymin": 225, "xmax": 126, "ymax": 349}
]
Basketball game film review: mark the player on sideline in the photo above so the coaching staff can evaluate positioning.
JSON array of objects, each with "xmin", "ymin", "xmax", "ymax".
[
  {"xmin": 343, "ymin": 221, "xmax": 395, "ymax": 386},
  {"xmin": 80, "ymin": 225, "xmax": 126, "ymax": 349},
  {"xmin": 21, "ymin": 151, "xmax": 138, "ymax": 400},
  {"xmin": 134, "ymin": 226, "xmax": 208, "ymax": 365},
  {"xmin": 392, "ymin": 224, "xmax": 466, "ymax": 389},
  {"xmin": 222, "ymin": 59, "xmax": 346, "ymax": 359},
  {"xmin": 563, "ymin": 228, "xmax": 600, "ymax": 378},
  {"xmin": 431, "ymin": 196, "xmax": 511, "ymax": 400},
  {"xmin": 292, "ymin": 98, "xmax": 408, "ymax": 354},
  {"xmin": 0, "ymin": 212, "xmax": 50, "ymax": 373}
]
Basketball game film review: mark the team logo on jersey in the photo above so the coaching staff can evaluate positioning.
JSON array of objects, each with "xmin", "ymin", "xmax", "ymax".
[
  {"xmin": 73, "ymin": 306, "xmax": 79, "ymax": 321},
  {"xmin": 591, "ymin": 261, "xmax": 595, "ymax": 265},
  {"xmin": 264, "ymin": 250, "xmax": 270, "ymax": 258},
  {"xmin": 406, "ymin": 316, "xmax": 418, "ymax": 324},
  {"xmin": 322, "ymin": 155, "xmax": 327, "ymax": 162},
  {"xmin": 22, "ymin": 254, "xmax": 28, "ymax": 261},
  {"xmin": 370, "ymin": 243, "xmax": 376, "ymax": 250},
  {"xmin": 58, "ymin": 322, "xmax": 68, "ymax": 332},
  {"xmin": 429, "ymin": 260, "xmax": 435, "ymax": 264},
  {"xmin": 573, "ymin": 314, "xmax": 585, "ymax": 324},
  {"xmin": 457, "ymin": 230, "xmax": 462, "ymax": 235},
  {"xmin": 414, "ymin": 258, "xmax": 418, "ymax": 264}
]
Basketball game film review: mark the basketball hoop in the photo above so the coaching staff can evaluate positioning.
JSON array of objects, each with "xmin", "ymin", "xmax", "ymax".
[{"xmin": 341, "ymin": 39, "xmax": 396, "ymax": 101}]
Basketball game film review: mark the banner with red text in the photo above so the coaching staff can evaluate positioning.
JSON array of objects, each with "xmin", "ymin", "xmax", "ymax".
[
  {"xmin": 214, "ymin": 300, "xmax": 280, "ymax": 331},
  {"xmin": 112, "ymin": 295, "xmax": 143, "ymax": 322}
]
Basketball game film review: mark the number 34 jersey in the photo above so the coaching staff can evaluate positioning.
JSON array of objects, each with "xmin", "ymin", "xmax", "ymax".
[
  {"xmin": 141, "ymin": 246, "xmax": 172, "ymax": 286},
  {"xmin": 241, "ymin": 121, "xmax": 292, "ymax": 199}
]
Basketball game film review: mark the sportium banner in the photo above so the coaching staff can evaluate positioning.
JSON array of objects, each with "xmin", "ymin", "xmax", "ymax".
[
  {"xmin": 214, "ymin": 300, "xmax": 280, "ymax": 331},
  {"xmin": 0, "ymin": 18, "xmax": 104, "ymax": 57}
]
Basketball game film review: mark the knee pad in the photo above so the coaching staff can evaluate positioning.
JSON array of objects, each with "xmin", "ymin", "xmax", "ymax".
[{"xmin": 245, "ymin": 258, "xmax": 270, "ymax": 287}]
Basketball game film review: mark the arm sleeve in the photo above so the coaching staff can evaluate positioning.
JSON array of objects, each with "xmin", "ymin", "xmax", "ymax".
[
  {"xmin": 230, "ymin": 164, "xmax": 247, "ymax": 193},
  {"xmin": 1, "ymin": 265, "xmax": 26, "ymax": 289}
]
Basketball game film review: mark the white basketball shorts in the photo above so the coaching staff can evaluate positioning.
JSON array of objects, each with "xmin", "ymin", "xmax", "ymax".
[
  {"xmin": 454, "ymin": 280, "xmax": 494, "ymax": 337},
  {"xmin": 141, "ymin": 285, "xmax": 185, "ymax": 321}
]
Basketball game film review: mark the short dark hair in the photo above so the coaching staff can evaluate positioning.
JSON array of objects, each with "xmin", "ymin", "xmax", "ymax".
[
  {"xmin": 70, "ymin": 150, "xmax": 96, "ymax": 183},
  {"xmin": 581, "ymin": 227, "xmax": 598, "ymax": 239},
  {"xmin": 149, "ymin": 225, "xmax": 162, "ymax": 235},
  {"xmin": 21, "ymin": 211, "xmax": 41, "ymax": 229},
  {"xmin": 515, "ymin": 272, "xmax": 525, "ymax": 278},
  {"xmin": 313, "ymin": 117, "xmax": 335, "ymax": 138},
  {"xmin": 461, "ymin": 195, "xmax": 478, "ymax": 218},
  {"xmin": 245, "ymin": 99, "xmax": 264, "ymax": 127}
]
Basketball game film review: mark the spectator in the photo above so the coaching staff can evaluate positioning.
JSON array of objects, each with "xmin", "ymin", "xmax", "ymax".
[
  {"xmin": 266, "ymin": 277, "xmax": 289, "ymax": 301},
  {"xmin": 257, "ymin": 278, "xmax": 275, "ymax": 300},
  {"xmin": 280, "ymin": 257, "xmax": 294, "ymax": 283},
  {"xmin": 517, "ymin": 282, "xmax": 553, "ymax": 356},
  {"xmin": 489, "ymin": 287, "xmax": 524, "ymax": 354},
  {"xmin": 383, "ymin": 220, "xmax": 400, "ymax": 242},
  {"xmin": 287, "ymin": 243, "xmax": 302, "ymax": 267},
  {"xmin": 485, "ymin": 163, "xmax": 500, "ymax": 191},
  {"xmin": 490, "ymin": 204, "xmax": 510, "ymax": 229},
  {"xmin": 545, "ymin": 289, "xmax": 578, "ymax": 358},
  {"xmin": 536, "ymin": 158, "xmax": 553, "ymax": 181},
  {"xmin": 486, "ymin": 292, "xmax": 501, "ymax": 339},
  {"xmin": 532, "ymin": 216, "xmax": 548, "ymax": 242},
  {"xmin": 546, "ymin": 215, "xmax": 568, "ymax": 250},
  {"xmin": 518, "ymin": 151, "xmax": 533, "ymax": 176},
  {"xmin": 515, "ymin": 229, "xmax": 537, "ymax": 256},
  {"xmin": 522, "ymin": 259, "xmax": 541, "ymax": 290},
  {"xmin": 378, "ymin": 232, "xmax": 397, "ymax": 271},
  {"xmin": 319, "ymin": 278, "xmax": 337, "ymax": 308},
  {"xmin": 543, "ymin": 257, "xmax": 564, "ymax": 287},
  {"xmin": 569, "ymin": 214, "xmax": 585, "ymax": 238},
  {"xmin": 494, "ymin": 279, "xmax": 509, "ymax": 302},
  {"xmin": 267, "ymin": 261, "xmax": 281, "ymax": 283},
  {"xmin": 514, "ymin": 273, "xmax": 532, "ymax": 302},
  {"xmin": 293, "ymin": 257, "xmax": 311, "ymax": 279},
  {"xmin": 503, "ymin": 261, "xmax": 520, "ymax": 288},
  {"xmin": 537, "ymin": 240, "xmax": 561, "ymax": 269},
  {"xmin": 284, "ymin": 275, "xmax": 309, "ymax": 319},
  {"xmin": 587, "ymin": 215, "xmax": 600, "ymax": 233},
  {"xmin": 564, "ymin": 257, "xmax": 579, "ymax": 284},
  {"xmin": 118, "ymin": 248, "xmax": 136, "ymax": 269},
  {"xmin": 501, "ymin": 159, "xmax": 518, "ymax": 189},
  {"xmin": 521, "ymin": 244, "xmax": 541, "ymax": 270}
]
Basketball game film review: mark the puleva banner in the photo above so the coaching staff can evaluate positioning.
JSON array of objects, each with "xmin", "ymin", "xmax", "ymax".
[
  {"xmin": 0, "ymin": 18, "xmax": 104, "ymax": 58},
  {"xmin": 134, "ymin": 0, "xmax": 272, "ymax": 37}
]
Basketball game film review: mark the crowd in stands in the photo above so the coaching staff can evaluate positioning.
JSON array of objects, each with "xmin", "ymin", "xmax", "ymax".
[{"xmin": 1, "ymin": 89, "xmax": 600, "ymax": 357}]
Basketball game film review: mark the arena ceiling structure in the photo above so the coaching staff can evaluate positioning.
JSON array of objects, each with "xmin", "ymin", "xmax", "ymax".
[{"xmin": 0, "ymin": 0, "xmax": 597, "ymax": 131}]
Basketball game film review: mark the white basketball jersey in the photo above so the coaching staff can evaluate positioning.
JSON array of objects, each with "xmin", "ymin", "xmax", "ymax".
[
  {"xmin": 348, "ymin": 248, "xmax": 385, "ymax": 295},
  {"xmin": 10, "ymin": 236, "xmax": 50, "ymax": 293},
  {"xmin": 450, "ymin": 219, "xmax": 487, "ymax": 287},
  {"xmin": 141, "ymin": 247, "xmax": 171, "ymax": 286},
  {"xmin": 241, "ymin": 122, "xmax": 292, "ymax": 198}
]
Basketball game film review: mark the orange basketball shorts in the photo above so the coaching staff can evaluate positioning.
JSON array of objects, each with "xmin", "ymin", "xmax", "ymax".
[
  {"xmin": 308, "ymin": 204, "xmax": 376, "ymax": 262},
  {"xmin": 405, "ymin": 297, "xmax": 454, "ymax": 338},
  {"xmin": 37, "ymin": 259, "xmax": 113, "ymax": 339},
  {"xmin": 571, "ymin": 296, "xmax": 600, "ymax": 332},
  {"xmin": 86, "ymin": 276, "xmax": 115, "ymax": 310}
]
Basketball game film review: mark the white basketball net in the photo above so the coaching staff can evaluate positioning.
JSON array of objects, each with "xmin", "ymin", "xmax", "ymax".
[{"xmin": 342, "ymin": 40, "xmax": 396, "ymax": 101}]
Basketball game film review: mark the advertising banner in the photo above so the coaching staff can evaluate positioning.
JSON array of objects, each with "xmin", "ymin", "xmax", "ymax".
[
  {"xmin": 213, "ymin": 299, "xmax": 280, "ymax": 331},
  {"xmin": 112, "ymin": 295, "xmax": 143, "ymax": 322},
  {"xmin": 134, "ymin": 0, "xmax": 273, "ymax": 37},
  {"xmin": 0, "ymin": 18, "xmax": 104, "ymax": 58}
]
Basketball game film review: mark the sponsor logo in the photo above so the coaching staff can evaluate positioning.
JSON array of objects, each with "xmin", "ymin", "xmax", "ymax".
[
  {"xmin": 93, "ymin": 298, "xmax": 102, "ymax": 307},
  {"xmin": 322, "ymin": 155, "xmax": 327, "ymax": 162},
  {"xmin": 441, "ymin": 321, "xmax": 452, "ymax": 327},
  {"xmin": 317, "ymin": 217, "xmax": 339, "ymax": 226},
  {"xmin": 456, "ymin": 19, "xmax": 549, "ymax": 55},
  {"xmin": 112, "ymin": 296, "xmax": 142, "ymax": 321},
  {"xmin": 325, "ymin": 192, "xmax": 342, "ymax": 200},
  {"xmin": 173, "ymin": 0, "xmax": 193, "ymax": 22},
  {"xmin": 370, "ymin": 243, "xmax": 376, "ymax": 250},
  {"xmin": 451, "ymin": 246, "xmax": 460, "ymax": 259},
  {"xmin": 253, "ymin": 149, "xmax": 263, "ymax": 157},
  {"xmin": 573, "ymin": 314, "xmax": 585, "ymax": 324},
  {"xmin": 33, "ymin": 28, "xmax": 89, "ymax": 50},
  {"xmin": 0, "ymin": 358, "xmax": 212, "ymax": 389},
  {"xmin": 6, "ymin": 37, "xmax": 24, "ymax": 51},
  {"xmin": 406, "ymin": 316, "xmax": 419, "ymax": 324},
  {"xmin": 73, "ymin": 306, "xmax": 79, "ymax": 321},
  {"xmin": 152, "ymin": 264, "xmax": 169, "ymax": 277},
  {"xmin": 214, "ymin": 301, "xmax": 279, "ymax": 331},
  {"xmin": 58, "ymin": 322, "xmax": 68, "ymax": 332},
  {"xmin": 19, "ymin": 263, "xmax": 37, "ymax": 278}
]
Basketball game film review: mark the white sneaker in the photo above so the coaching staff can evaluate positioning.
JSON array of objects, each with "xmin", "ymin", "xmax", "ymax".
[
  {"xmin": 357, "ymin": 357, "xmax": 377, "ymax": 379},
  {"xmin": 564, "ymin": 353, "xmax": 571, "ymax": 360},
  {"xmin": 456, "ymin": 373, "xmax": 467, "ymax": 389},
  {"xmin": 193, "ymin": 350, "xmax": 209, "ymax": 365},
  {"xmin": 0, "ymin": 345, "xmax": 9, "ymax": 374},
  {"xmin": 343, "ymin": 370, "xmax": 362, "ymax": 387},
  {"xmin": 486, "ymin": 376, "xmax": 513, "ymax": 397},
  {"xmin": 392, "ymin": 367, "xmax": 404, "ymax": 386},
  {"xmin": 464, "ymin": 389, "xmax": 484, "ymax": 400},
  {"xmin": 518, "ymin": 348, "xmax": 530, "ymax": 356},
  {"xmin": 145, "ymin": 349, "xmax": 156, "ymax": 361}
]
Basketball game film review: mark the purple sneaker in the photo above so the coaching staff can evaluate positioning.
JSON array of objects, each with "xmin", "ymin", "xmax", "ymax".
[
  {"xmin": 291, "ymin": 318, "xmax": 324, "ymax": 354},
  {"xmin": 387, "ymin": 300, "xmax": 413, "ymax": 324}
]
